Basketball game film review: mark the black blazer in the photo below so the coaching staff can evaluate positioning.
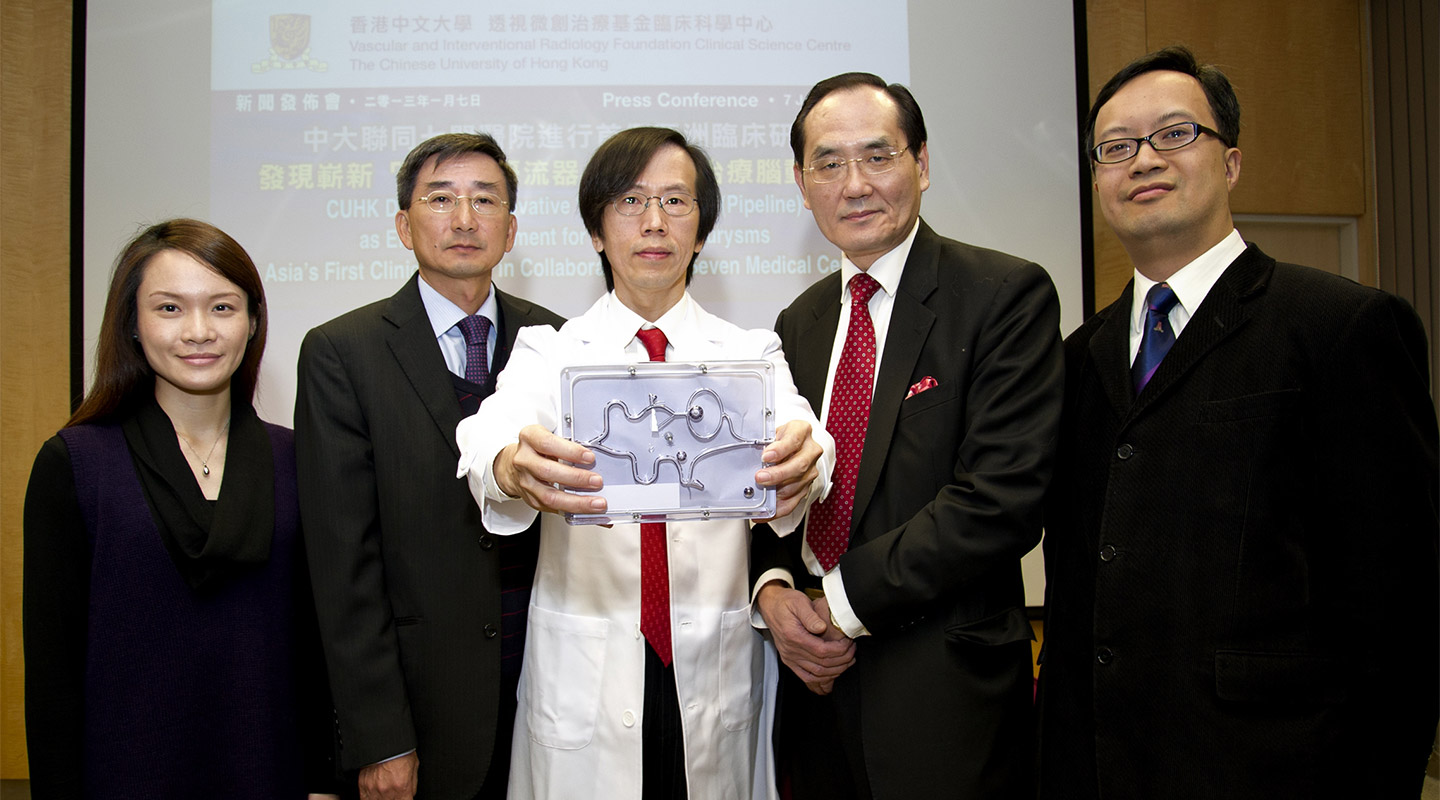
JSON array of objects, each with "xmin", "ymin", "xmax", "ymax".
[
  {"xmin": 295, "ymin": 274, "xmax": 563, "ymax": 799},
  {"xmin": 756, "ymin": 220, "xmax": 1064, "ymax": 796},
  {"xmin": 1038, "ymin": 244, "xmax": 1440, "ymax": 799}
]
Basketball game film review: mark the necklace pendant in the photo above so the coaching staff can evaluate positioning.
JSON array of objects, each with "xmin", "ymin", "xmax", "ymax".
[{"xmin": 202, "ymin": 464, "xmax": 210, "ymax": 477}]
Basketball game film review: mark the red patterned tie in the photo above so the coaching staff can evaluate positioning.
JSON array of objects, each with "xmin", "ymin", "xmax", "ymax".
[
  {"xmin": 806, "ymin": 273, "xmax": 882, "ymax": 571},
  {"xmin": 634, "ymin": 326, "xmax": 673, "ymax": 665}
]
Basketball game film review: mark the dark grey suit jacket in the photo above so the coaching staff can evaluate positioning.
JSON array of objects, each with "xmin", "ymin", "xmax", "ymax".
[
  {"xmin": 296, "ymin": 274, "xmax": 562, "ymax": 799},
  {"xmin": 1039, "ymin": 244, "xmax": 1440, "ymax": 799},
  {"xmin": 755, "ymin": 220, "xmax": 1064, "ymax": 797}
]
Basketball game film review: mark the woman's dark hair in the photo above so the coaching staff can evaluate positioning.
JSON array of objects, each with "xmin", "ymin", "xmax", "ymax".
[{"xmin": 68, "ymin": 218, "xmax": 267, "ymax": 427}]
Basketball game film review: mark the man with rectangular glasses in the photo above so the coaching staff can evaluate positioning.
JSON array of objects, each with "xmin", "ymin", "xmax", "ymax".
[
  {"xmin": 1038, "ymin": 46, "xmax": 1439, "ymax": 799},
  {"xmin": 751, "ymin": 71, "xmax": 1064, "ymax": 798}
]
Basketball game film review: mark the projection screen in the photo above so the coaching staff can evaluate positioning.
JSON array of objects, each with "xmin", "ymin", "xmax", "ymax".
[{"xmin": 84, "ymin": 0, "xmax": 1087, "ymax": 603}]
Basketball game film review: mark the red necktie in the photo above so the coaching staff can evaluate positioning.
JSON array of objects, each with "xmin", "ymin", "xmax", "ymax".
[
  {"xmin": 806, "ymin": 273, "xmax": 882, "ymax": 571},
  {"xmin": 634, "ymin": 326, "xmax": 673, "ymax": 665}
]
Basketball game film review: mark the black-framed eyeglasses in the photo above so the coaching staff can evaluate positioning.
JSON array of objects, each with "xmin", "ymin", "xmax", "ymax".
[
  {"xmin": 801, "ymin": 148, "xmax": 909, "ymax": 184},
  {"xmin": 612, "ymin": 192, "xmax": 698, "ymax": 217},
  {"xmin": 417, "ymin": 190, "xmax": 509, "ymax": 215},
  {"xmin": 1091, "ymin": 122, "xmax": 1225, "ymax": 164}
]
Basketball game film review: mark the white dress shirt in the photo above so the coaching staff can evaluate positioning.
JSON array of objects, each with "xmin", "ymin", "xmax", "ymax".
[{"xmin": 1129, "ymin": 229, "xmax": 1246, "ymax": 365}]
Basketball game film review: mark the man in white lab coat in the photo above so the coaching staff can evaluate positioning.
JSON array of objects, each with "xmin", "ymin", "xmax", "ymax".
[{"xmin": 456, "ymin": 127, "xmax": 834, "ymax": 800}]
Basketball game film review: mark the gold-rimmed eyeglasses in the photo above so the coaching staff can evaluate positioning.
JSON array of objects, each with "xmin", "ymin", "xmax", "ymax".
[
  {"xmin": 801, "ymin": 148, "xmax": 909, "ymax": 184},
  {"xmin": 417, "ymin": 190, "xmax": 509, "ymax": 215}
]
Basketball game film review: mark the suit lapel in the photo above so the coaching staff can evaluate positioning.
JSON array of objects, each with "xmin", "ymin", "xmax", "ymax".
[
  {"xmin": 1089, "ymin": 283, "xmax": 1136, "ymax": 419},
  {"xmin": 851, "ymin": 222, "xmax": 939, "ymax": 538},
  {"xmin": 384, "ymin": 275, "xmax": 465, "ymax": 460},
  {"xmin": 791, "ymin": 276, "xmax": 843, "ymax": 420},
  {"xmin": 1126, "ymin": 246, "xmax": 1270, "ymax": 421},
  {"xmin": 491, "ymin": 287, "xmax": 535, "ymax": 375}
]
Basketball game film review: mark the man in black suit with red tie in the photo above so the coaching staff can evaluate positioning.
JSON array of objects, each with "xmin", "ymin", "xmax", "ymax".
[
  {"xmin": 1037, "ymin": 47, "xmax": 1439, "ymax": 799},
  {"xmin": 752, "ymin": 72, "xmax": 1064, "ymax": 798}
]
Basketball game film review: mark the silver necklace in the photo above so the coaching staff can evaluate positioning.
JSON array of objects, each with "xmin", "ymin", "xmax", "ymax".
[{"xmin": 179, "ymin": 420, "xmax": 230, "ymax": 478}]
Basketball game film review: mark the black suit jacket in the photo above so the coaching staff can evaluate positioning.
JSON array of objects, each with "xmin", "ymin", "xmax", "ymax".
[
  {"xmin": 295, "ymin": 274, "xmax": 563, "ymax": 799},
  {"xmin": 755, "ymin": 220, "xmax": 1064, "ymax": 796},
  {"xmin": 1038, "ymin": 244, "xmax": 1440, "ymax": 799}
]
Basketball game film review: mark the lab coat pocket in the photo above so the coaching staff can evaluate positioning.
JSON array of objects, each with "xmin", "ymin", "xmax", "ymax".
[
  {"xmin": 719, "ymin": 607, "xmax": 764, "ymax": 731},
  {"xmin": 524, "ymin": 604, "xmax": 610, "ymax": 749}
]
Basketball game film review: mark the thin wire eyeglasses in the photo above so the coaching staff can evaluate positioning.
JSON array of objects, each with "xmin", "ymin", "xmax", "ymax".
[
  {"xmin": 417, "ymin": 190, "xmax": 509, "ymax": 215},
  {"xmin": 1091, "ymin": 122, "xmax": 1226, "ymax": 164},
  {"xmin": 801, "ymin": 149, "xmax": 909, "ymax": 184},
  {"xmin": 612, "ymin": 192, "xmax": 698, "ymax": 217}
]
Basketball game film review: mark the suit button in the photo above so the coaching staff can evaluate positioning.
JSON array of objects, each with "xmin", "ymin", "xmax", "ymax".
[
  {"xmin": 478, "ymin": 535, "xmax": 495, "ymax": 550},
  {"xmin": 1096, "ymin": 646, "xmax": 1114, "ymax": 665},
  {"xmin": 1116, "ymin": 444, "xmax": 1134, "ymax": 460},
  {"xmin": 483, "ymin": 624, "xmax": 498, "ymax": 638},
  {"xmin": 1099, "ymin": 545, "xmax": 1117, "ymax": 562}
]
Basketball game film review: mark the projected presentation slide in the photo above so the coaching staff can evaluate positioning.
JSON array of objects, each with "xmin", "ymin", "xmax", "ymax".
[
  {"xmin": 84, "ymin": 1, "xmax": 1082, "ymax": 605},
  {"xmin": 208, "ymin": 4, "xmax": 907, "ymax": 349},
  {"xmin": 86, "ymin": 1, "xmax": 1083, "ymax": 426}
]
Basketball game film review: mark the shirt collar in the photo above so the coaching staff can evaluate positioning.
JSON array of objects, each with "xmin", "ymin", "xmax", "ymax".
[
  {"xmin": 1131, "ymin": 229, "xmax": 1246, "ymax": 334},
  {"xmin": 839, "ymin": 217, "xmax": 919, "ymax": 301},
  {"xmin": 417, "ymin": 275, "xmax": 497, "ymax": 338},
  {"xmin": 594, "ymin": 290, "xmax": 698, "ymax": 351}
]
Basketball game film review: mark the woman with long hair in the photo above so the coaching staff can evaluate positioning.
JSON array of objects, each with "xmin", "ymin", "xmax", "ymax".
[{"xmin": 22, "ymin": 219, "xmax": 339, "ymax": 798}]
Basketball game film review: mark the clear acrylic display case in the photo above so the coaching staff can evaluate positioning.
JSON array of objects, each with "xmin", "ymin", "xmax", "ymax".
[{"xmin": 559, "ymin": 360, "xmax": 777, "ymax": 525}]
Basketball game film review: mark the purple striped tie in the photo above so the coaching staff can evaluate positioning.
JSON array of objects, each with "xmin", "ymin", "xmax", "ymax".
[{"xmin": 457, "ymin": 315, "xmax": 492, "ymax": 386}]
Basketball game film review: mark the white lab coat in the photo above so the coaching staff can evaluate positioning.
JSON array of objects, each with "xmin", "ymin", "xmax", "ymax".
[{"xmin": 456, "ymin": 292, "xmax": 832, "ymax": 800}]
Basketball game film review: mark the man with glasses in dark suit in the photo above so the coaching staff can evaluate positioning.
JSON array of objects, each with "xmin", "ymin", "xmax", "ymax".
[
  {"xmin": 297, "ymin": 133, "xmax": 563, "ymax": 800},
  {"xmin": 1038, "ymin": 46, "xmax": 1439, "ymax": 800},
  {"xmin": 752, "ymin": 72, "xmax": 1064, "ymax": 798}
]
